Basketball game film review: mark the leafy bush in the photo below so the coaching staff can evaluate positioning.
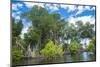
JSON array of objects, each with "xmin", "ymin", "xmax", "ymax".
[
  {"xmin": 87, "ymin": 37, "xmax": 96, "ymax": 52},
  {"xmin": 12, "ymin": 48, "xmax": 23, "ymax": 64},
  {"xmin": 87, "ymin": 42, "xmax": 95, "ymax": 52},
  {"xmin": 68, "ymin": 41, "xmax": 80, "ymax": 54},
  {"xmin": 40, "ymin": 40, "xmax": 63, "ymax": 59}
]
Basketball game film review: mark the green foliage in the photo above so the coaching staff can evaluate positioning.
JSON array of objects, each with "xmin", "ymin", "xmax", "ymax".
[
  {"xmin": 87, "ymin": 42, "xmax": 95, "ymax": 52},
  {"xmin": 12, "ymin": 5, "xmax": 95, "ymax": 61},
  {"xmin": 68, "ymin": 41, "xmax": 80, "ymax": 54},
  {"xmin": 80, "ymin": 22, "xmax": 95, "ymax": 38},
  {"xmin": 87, "ymin": 37, "xmax": 96, "ymax": 52},
  {"xmin": 12, "ymin": 18, "xmax": 23, "ymax": 46},
  {"xmin": 22, "ymin": 5, "xmax": 65, "ymax": 50},
  {"xmin": 12, "ymin": 48, "xmax": 23, "ymax": 64},
  {"xmin": 23, "ymin": 27, "xmax": 41, "ymax": 50},
  {"xmin": 12, "ymin": 19, "xmax": 23, "ymax": 37},
  {"xmin": 40, "ymin": 40, "xmax": 64, "ymax": 59},
  {"xmin": 11, "ymin": 4, "xmax": 96, "ymax": 65}
]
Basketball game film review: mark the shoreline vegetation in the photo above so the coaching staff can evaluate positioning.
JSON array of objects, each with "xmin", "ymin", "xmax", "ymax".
[{"xmin": 12, "ymin": 4, "xmax": 96, "ymax": 66}]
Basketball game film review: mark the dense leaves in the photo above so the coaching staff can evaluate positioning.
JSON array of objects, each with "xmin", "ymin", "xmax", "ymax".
[
  {"xmin": 22, "ymin": 5, "xmax": 65, "ymax": 50},
  {"xmin": 40, "ymin": 40, "xmax": 64, "ymax": 59},
  {"xmin": 12, "ymin": 18, "xmax": 23, "ymax": 37},
  {"xmin": 68, "ymin": 41, "xmax": 81, "ymax": 54},
  {"xmin": 87, "ymin": 37, "xmax": 96, "ymax": 52},
  {"xmin": 12, "ymin": 18, "xmax": 24, "ymax": 64},
  {"xmin": 12, "ymin": 48, "xmax": 23, "ymax": 64}
]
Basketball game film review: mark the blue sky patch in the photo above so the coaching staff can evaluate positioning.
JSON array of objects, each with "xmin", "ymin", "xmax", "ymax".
[{"xmin": 12, "ymin": 1, "xmax": 96, "ymax": 35}]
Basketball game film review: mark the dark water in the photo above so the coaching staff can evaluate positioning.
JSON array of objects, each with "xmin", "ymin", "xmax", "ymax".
[{"xmin": 16, "ymin": 52, "xmax": 95, "ymax": 66}]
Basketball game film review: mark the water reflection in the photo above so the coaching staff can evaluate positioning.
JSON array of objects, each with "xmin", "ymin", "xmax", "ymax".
[
  {"xmin": 81, "ymin": 52, "xmax": 89, "ymax": 61},
  {"xmin": 15, "ymin": 52, "xmax": 95, "ymax": 66},
  {"xmin": 80, "ymin": 52, "xmax": 95, "ymax": 61}
]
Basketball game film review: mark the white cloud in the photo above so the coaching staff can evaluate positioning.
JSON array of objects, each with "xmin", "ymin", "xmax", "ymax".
[
  {"xmin": 24, "ymin": 2, "xmax": 59, "ymax": 13},
  {"xmin": 45, "ymin": 4, "xmax": 59, "ymax": 12},
  {"xmin": 20, "ymin": 27, "xmax": 28, "ymax": 38},
  {"xmin": 24, "ymin": 2, "xmax": 45, "ymax": 8},
  {"xmin": 60, "ymin": 4, "xmax": 67, "ymax": 9},
  {"xmin": 22, "ymin": 26, "xmax": 28, "ymax": 34},
  {"xmin": 12, "ymin": 12, "xmax": 20, "ymax": 20},
  {"xmin": 12, "ymin": 11, "xmax": 21, "ymax": 20},
  {"xmin": 67, "ymin": 5, "xmax": 77, "ymax": 12},
  {"xmin": 16, "ymin": 11, "xmax": 22, "ymax": 15},
  {"xmin": 21, "ymin": 20, "xmax": 32, "ymax": 38},
  {"xmin": 92, "ymin": 7, "xmax": 96, "ymax": 10},
  {"xmin": 15, "ymin": 16, "xmax": 20, "ymax": 20},
  {"xmin": 67, "ymin": 16, "xmax": 95, "ymax": 24},
  {"xmin": 75, "ymin": 6, "xmax": 91, "ymax": 15},
  {"xmin": 12, "ymin": 13, "xmax": 15, "ymax": 17},
  {"xmin": 12, "ymin": 2, "xmax": 45, "ymax": 11},
  {"xmin": 12, "ymin": 3, "xmax": 23, "ymax": 20},
  {"xmin": 24, "ymin": 2, "xmax": 35, "ymax": 8},
  {"xmin": 12, "ymin": 3, "xmax": 18, "ymax": 11},
  {"xmin": 75, "ymin": 6, "xmax": 84, "ymax": 15},
  {"xmin": 60, "ymin": 4, "xmax": 77, "ymax": 12},
  {"xmin": 12, "ymin": 3, "xmax": 23, "ymax": 10},
  {"xmin": 17, "ymin": 3, "xmax": 23, "ymax": 7},
  {"xmin": 21, "ymin": 19, "xmax": 32, "ymax": 34},
  {"xmin": 60, "ymin": 5, "xmax": 94, "ymax": 17},
  {"xmin": 85, "ymin": 6, "xmax": 91, "ymax": 10}
]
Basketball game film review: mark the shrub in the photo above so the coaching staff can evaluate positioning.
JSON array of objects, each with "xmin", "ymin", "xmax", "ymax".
[
  {"xmin": 87, "ymin": 37, "xmax": 96, "ymax": 52},
  {"xmin": 68, "ymin": 41, "xmax": 80, "ymax": 54},
  {"xmin": 12, "ymin": 48, "xmax": 23, "ymax": 64},
  {"xmin": 87, "ymin": 42, "xmax": 95, "ymax": 52},
  {"xmin": 40, "ymin": 40, "xmax": 63, "ymax": 59}
]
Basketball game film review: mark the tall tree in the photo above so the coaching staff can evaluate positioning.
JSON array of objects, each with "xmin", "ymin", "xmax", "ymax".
[
  {"xmin": 75, "ymin": 21, "xmax": 95, "ymax": 48},
  {"xmin": 12, "ymin": 17, "xmax": 23, "ymax": 49},
  {"xmin": 22, "ymin": 5, "xmax": 64, "ymax": 50}
]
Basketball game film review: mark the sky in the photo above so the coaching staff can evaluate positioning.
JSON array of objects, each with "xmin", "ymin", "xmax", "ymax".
[{"xmin": 12, "ymin": 1, "xmax": 96, "ymax": 36}]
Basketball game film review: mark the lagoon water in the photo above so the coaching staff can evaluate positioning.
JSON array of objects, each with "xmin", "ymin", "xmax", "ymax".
[{"xmin": 15, "ymin": 52, "xmax": 95, "ymax": 66}]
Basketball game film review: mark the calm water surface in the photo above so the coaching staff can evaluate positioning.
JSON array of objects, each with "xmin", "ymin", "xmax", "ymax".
[{"xmin": 16, "ymin": 52, "xmax": 95, "ymax": 66}]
